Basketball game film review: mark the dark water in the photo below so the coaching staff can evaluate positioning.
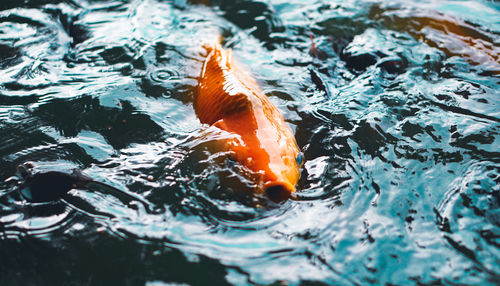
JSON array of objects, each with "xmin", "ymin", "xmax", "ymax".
[{"xmin": 1, "ymin": 0, "xmax": 499, "ymax": 284}]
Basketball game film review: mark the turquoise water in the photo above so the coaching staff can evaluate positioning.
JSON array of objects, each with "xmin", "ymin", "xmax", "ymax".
[{"xmin": 0, "ymin": 0, "xmax": 499, "ymax": 284}]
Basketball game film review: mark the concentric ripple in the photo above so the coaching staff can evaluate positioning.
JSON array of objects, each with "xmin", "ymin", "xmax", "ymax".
[{"xmin": 1, "ymin": 0, "xmax": 499, "ymax": 285}]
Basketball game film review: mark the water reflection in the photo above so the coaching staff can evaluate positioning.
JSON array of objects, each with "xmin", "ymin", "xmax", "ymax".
[{"xmin": 0, "ymin": 0, "xmax": 499, "ymax": 285}]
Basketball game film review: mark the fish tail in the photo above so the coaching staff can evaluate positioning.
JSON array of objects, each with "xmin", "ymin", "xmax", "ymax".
[{"xmin": 202, "ymin": 33, "xmax": 224, "ymax": 53}]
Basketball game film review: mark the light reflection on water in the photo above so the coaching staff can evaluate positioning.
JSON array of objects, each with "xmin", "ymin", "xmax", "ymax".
[{"xmin": 0, "ymin": 0, "xmax": 499, "ymax": 285}]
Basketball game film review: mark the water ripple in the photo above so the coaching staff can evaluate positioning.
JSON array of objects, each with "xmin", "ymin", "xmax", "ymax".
[{"xmin": 1, "ymin": 0, "xmax": 499, "ymax": 285}]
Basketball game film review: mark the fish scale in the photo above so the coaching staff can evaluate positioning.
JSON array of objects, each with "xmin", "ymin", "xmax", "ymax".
[{"xmin": 194, "ymin": 42, "xmax": 301, "ymax": 202}]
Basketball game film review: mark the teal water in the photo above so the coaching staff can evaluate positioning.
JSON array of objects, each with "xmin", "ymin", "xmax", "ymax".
[{"xmin": 0, "ymin": 0, "xmax": 499, "ymax": 285}]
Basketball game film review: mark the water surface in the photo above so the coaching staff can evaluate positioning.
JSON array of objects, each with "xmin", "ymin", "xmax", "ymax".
[{"xmin": 0, "ymin": 0, "xmax": 499, "ymax": 285}]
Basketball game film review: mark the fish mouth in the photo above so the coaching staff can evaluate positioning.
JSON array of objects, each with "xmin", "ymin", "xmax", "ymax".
[{"xmin": 263, "ymin": 181, "xmax": 296, "ymax": 203}]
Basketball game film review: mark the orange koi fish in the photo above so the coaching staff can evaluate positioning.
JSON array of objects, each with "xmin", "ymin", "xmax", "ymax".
[{"xmin": 194, "ymin": 43, "xmax": 302, "ymax": 202}]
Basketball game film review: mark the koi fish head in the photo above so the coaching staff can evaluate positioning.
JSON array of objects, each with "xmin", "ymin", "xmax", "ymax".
[
  {"xmin": 215, "ymin": 110, "xmax": 302, "ymax": 202},
  {"xmin": 259, "ymin": 138, "xmax": 303, "ymax": 202},
  {"xmin": 230, "ymin": 139, "xmax": 302, "ymax": 202}
]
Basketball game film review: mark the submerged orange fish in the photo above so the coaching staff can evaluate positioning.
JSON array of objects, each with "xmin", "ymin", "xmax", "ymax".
[{"xmin": 194, "ymin": 43, "xmax": 302, "ymax": 202}]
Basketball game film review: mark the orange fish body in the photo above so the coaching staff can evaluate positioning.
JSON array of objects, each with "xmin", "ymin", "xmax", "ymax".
[{"xmin": 194, "ymin": 43, "xmax": 301, "ymax": 201}]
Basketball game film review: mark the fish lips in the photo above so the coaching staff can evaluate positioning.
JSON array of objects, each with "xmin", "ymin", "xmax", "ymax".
[{"xmin": 263, "ymin": 180, "xmax": 297, "ymax": 203}]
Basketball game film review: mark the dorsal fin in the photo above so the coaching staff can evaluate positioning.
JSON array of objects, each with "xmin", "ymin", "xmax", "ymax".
[{"xmin": 195, "ymin": 43, "xmax": 256, "ymax": 125}]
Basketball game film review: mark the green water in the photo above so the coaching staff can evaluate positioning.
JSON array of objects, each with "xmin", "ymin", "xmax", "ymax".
[{"xmin": 0, "ymin": 0, "xmax": 499, "ymax": 285}]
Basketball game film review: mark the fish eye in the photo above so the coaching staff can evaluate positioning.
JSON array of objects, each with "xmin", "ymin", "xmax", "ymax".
[{"xmin": 296, "ymin": 152, "xmax": 304, "ymax": 167}]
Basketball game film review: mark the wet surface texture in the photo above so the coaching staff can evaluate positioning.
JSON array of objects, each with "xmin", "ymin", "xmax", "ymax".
[{"xmin": 0, "ymin": 0, "xmax": 499, "ymax": 285}]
